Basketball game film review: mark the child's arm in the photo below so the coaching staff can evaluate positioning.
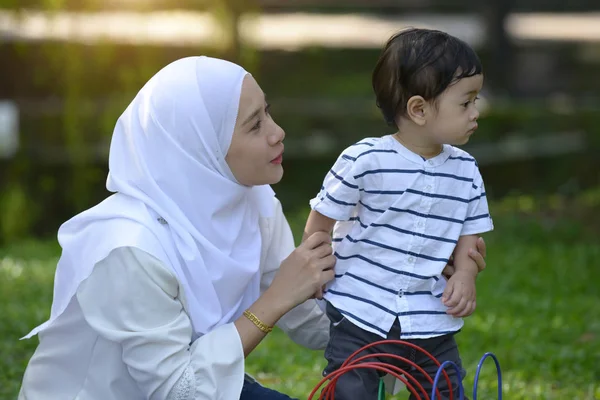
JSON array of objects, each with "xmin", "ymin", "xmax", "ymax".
[
  {"xmin": 442, "ymin": 234, "xmax": 480, "ymax": 317},
  {"xmin": 302, "ymin": 210, "xmax": 337, "ymax": 243},
  {"xmin": 450, "ymin": 234, "xmax": 481, "ymax": 278},
  {"xmin": 303, "ymin": 210, "xmax": 337, "ymax": 299}
]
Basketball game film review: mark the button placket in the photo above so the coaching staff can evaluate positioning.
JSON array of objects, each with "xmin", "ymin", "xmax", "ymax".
[
  {"xmin": 424, "ymin": 174, "xmax": 435, "ymax": 193},
  {"xmin": 406, "ymin": 228, "xmax": 418, "ymax": 266}
]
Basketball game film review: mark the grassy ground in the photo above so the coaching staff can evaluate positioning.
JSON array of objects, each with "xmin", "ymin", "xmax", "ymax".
[{"xmin": 1, "ymin": 205, "xmax": 600, "ymax": 399}]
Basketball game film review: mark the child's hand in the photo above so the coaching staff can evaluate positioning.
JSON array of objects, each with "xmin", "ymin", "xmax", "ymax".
[{"xmin": 441, "ymin": 271, "xmax": 477, "ymax": 317}]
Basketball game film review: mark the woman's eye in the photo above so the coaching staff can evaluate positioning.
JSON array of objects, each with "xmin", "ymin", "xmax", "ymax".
[{"xmin": 252, "ymin": 119, "xmax": 262, "ymax": 131}]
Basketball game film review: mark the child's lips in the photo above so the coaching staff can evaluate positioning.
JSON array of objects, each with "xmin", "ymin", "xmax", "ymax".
[
  {"xmin": 270, "ymin": 152, "xmax": 283, "ymax": 164},
  {"xmin": 467, "ymin": 124, "xmax": 478, "ymax": 134}
]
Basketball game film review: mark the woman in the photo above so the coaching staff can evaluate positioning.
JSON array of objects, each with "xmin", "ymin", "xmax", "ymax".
[{"xmin": 18, "ymin": 56, "xmax": 487, "ymax": 399}]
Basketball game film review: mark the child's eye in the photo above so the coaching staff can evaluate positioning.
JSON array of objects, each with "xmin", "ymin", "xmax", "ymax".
[{"xmin": 463, "ymin": 97, "xmax": 480, "ymax": 108}]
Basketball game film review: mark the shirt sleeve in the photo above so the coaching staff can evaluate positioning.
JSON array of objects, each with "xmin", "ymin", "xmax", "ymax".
[
  {"xmin": 259, "ymin": 198, "xmax": 330, "ymax": 350},
  {"xmin": 76, "ymin": 247, "xmax": 245, "ymax": 400},
  {"xmin": 309, "ymin": 149, "xmax": 362, "ymax": 221},
  {"xmin": 461, "ymin": 168, "xmax": 494, "ymax": 236}
]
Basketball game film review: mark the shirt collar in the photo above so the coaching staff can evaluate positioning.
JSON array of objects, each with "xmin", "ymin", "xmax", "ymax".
[{"xmin": 385, "ymin": 135, "xmax": 451, "ymax": 167}]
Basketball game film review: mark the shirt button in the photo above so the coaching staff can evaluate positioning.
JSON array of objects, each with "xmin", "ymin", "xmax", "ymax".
[
  {"xmin": 418, "ymin": 221, "xmax": 425, "ymax": 228},
  {"xmin": 397, "ymin": 289, "xmax": 404, "ymax": 297},
  {"xmin": 408, "ymin": 256, "xmax": 415, "ymax": 263},
  {"xmin": 425, "ymin": 185, "xmax": 432, "ymax": 191},
  {"xmin": 428, "ymin": 160, "xmax": 434, "ymax": 165}
]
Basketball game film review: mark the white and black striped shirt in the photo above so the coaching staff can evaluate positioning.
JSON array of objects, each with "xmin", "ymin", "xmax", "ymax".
[{"xmin": 310, "ymin": 135, "xmax": 494, "ymax": 339}]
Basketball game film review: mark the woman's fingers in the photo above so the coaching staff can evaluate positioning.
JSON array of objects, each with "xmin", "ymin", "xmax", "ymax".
[
  {"xmin": 302, "ymin": 231, "xmax": 332, "ymax": 250},
  {"xmin": 469, "ymin": 248, "xmax": 486, "ymax": 272},
  {"xmin": 313, "ymin": 242, "xmax": 333, "ymax": 259},
  {"xmin": 317, "ymin": 254, "xmax": 336, "ymax": 271},
  {"xmin": 476, "ymin": 237, "xmax": 487, "ymax": 259},
  {"xmin": 321, "ymin": 268, "xmax": 335, "ymax": 285}
]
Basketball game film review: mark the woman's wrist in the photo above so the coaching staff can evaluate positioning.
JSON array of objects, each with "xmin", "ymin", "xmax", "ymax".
[
  {"xmin": 234, "ymin": 290, "xmax": 291, "ymax": 357},
  {"xmin": 247, "ymin": 288, "xmax": 291, "ymax": 328}
]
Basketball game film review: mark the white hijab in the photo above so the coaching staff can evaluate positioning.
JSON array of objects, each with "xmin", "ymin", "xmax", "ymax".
[{"xmin": 24, "ymin": 56, "xmax": 275, "ymax": 338}]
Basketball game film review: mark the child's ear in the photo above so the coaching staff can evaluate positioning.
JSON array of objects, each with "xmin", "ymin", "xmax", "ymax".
[{"xmin": 405, "ymin": 95, "xmax": 427, "ymax": 126}]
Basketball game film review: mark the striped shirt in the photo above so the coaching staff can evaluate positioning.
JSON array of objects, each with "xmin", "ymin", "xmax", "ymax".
[{"xmin": 310, "ymin": 135, "xmax": 494, "ymax": 339}]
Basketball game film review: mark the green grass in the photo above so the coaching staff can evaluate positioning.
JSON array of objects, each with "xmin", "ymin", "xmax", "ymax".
[{"xmin": 2, "ymin": 211, "xmax": 600, "ymax": 399}]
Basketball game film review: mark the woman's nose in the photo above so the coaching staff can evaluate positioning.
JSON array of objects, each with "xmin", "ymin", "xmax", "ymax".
[{"xmin": 269, "ymin": 121, "xmax": 285, "ymax": 145}]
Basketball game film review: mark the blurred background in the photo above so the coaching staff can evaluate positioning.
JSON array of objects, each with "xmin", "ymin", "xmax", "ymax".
[
  {"xmin": 1, "ymin": 0, "xmax": 600, "ymax": 237},
  {"xmin": 1, "ymin": 1, "xmax": 599, "ymax": 399}
]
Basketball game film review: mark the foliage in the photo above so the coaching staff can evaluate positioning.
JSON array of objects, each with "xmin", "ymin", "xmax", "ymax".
[{"xmin": 1, "ymin": 198, "xmax": 600, "ymax": 399}]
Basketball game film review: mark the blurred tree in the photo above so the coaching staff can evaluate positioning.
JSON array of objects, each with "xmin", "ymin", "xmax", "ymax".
[
  {"xmin": 480, "ymin": 0, "xmax": 515, "ymax": 97},
  {"xmin": 207, "ymin": 0, "xmax": 260, "ymax": 73}
]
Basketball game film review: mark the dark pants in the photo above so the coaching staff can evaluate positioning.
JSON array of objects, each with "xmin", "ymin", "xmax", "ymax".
[
  {"xmin": 323, "ymin": 302, "xmax": 468, "ymax": 400},
  {"xmin": 240, "ymin": 375, "xmax": 298, "ymax": 399}
]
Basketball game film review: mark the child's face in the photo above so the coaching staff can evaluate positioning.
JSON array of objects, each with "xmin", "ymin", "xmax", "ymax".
[{"xmin": 425, "ymin": 74, "xmax": 483, "ymax": 146}]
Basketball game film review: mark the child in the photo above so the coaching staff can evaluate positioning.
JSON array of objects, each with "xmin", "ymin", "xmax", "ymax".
[{"xmin": 304, "ymin": 28, "xmax": 494, "ymax": 399}]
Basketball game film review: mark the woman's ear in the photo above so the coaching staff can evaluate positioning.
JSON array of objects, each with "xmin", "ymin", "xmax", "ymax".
[{"xmin": 405, "ymin": 95, "xmax": 428, "ymax": 126}]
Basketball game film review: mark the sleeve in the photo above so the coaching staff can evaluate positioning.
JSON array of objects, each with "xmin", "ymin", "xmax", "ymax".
[
  {"xmin": 309, "ymin": 149, "xmax": 362, "ymax": 221},
  {"xmin": 259, "ymin": 198, "xmax": 330, "ymax": 350},
  {"xmin": 461, "ymin": 168, "xmax": 494, "ymax": 236},
  {"xmin": 76, "ymin": 247, "xmax": 245, "ymax": 400}
]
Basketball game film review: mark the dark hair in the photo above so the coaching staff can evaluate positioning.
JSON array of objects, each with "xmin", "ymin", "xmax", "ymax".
[{"xmin": 372, "ymin": 28, "xmax": 483, "ymax": 127}]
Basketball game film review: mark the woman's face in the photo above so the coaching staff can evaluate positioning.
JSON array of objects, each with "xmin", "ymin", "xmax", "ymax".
[{"xmin": 226, "ymin": 75, "xmax": 285, "ymax": 186}]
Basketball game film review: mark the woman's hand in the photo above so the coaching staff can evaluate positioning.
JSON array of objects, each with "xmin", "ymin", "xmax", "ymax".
[
  {"xmin": 442, "ymin": 236, "xmax": 487, "ymax": 280},
  {"xmin": 267, "ymin": 231, "xmax": 336, "ymax": 313},
  {"xmin": 235, "ymin": 232, "xmax": 335, "ymax": 357}
]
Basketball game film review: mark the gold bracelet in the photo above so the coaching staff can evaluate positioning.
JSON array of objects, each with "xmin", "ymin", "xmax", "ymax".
[{"xmin": 243, "ymin": 310, "xmax": 273, "ymax": 334}]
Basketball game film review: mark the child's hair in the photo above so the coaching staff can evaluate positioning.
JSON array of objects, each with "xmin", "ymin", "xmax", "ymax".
[{"xmin": 372, "ymin": 28, "xmax": 483, "ymax": 127}]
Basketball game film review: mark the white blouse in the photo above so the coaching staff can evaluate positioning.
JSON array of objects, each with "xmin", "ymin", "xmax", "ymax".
[{"xmin": 19, "ymin": 199, "xmax": 330, "ymax": 400}]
